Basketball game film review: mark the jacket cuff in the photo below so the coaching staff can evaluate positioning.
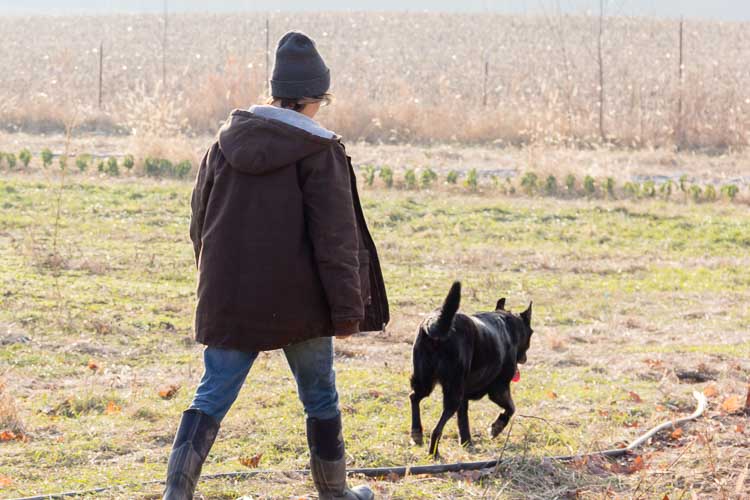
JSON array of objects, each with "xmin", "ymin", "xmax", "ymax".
[{"xmin": 333, "ymin": 320, "xmax": 360, "ymax": 336}]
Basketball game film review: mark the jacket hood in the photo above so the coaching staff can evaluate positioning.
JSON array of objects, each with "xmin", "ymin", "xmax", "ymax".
[{"xmin": 218, "ymin": 105, "xmax": 338, "ymax": 174}]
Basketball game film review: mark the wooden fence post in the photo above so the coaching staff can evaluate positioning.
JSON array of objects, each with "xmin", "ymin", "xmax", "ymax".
[
  {"xmin": 98, "ymin": 41, "xmax": 103, "ymax": 109},
  {"xmin": 265, "ymin": 17, "xmax": 270, "ymax": 96},
  {"xmin": 597, "ymin": 0, "xmax": 606, "ymax": 143},
  {"xmin": 677, "ymin": 17, "xmax": 684, "ymax": 148},
  {"xmin": 482, "ymin": 60, "xmax": 489, "ymax": 107},
  {"xmin": 162, "ymin": 0, "xmax": 168, "ymax": 90}
]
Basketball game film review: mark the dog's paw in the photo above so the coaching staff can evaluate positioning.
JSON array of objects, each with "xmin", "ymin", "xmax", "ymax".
[
  {"xmin": 490, "ymin": 420, "xmax": 507, "ymax": 438},
  {"xmin": 411, "ymin": 430, "xmax": 424, "ymax": 446}
]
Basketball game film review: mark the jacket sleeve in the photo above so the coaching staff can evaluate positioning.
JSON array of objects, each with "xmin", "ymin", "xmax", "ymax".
[
  {"xmin": 300, "ymin": 143, "xmax": 364, "ymax": 325},
  {"xmin": 189, "ymin": 146, "xmax": 215, "ymax": 268}
]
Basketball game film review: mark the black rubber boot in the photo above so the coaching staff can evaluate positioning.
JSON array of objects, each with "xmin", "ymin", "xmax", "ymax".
[
  {"xmin": 163, "ymin": 409, "xmax": 219, "ymax": 500},
  {"xmin": 306, "ymin": 414, "xmax": 374, "ymax": 500}
]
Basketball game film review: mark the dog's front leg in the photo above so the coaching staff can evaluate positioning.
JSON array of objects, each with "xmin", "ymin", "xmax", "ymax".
[
  {"xmin": 457, "ymin": 400, "xmax": 472, "ymax": 447},
  {"xmin": 488, "ymin": 384, "xmax": 515, "ymax": 438}
]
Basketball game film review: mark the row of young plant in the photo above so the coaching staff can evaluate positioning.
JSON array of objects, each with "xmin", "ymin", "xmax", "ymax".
[
  {"xmin": 359, "ymin": 165, "xmax": 743, "ymax": 203},
  {"xmin": 0, "ymin": 149, "xmax": 193, "ymax": 179}
]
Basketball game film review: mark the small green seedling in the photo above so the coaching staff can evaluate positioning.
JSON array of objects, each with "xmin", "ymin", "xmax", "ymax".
[
  {"xmin": 123, "ymin": 155, "xmax": 135, "ymax": 171},
  {"xmin": 362, "ymin": 165, "xmax": 375, "ymax": 187},
  {"xmin": 464, "ymin": 169, "xmax": 478, "ymax": 191},
  {"xmin": 420, "ymin": 168, "xmax": 438, "ymax": 189},
  {"xmin": 404, "ymin": 169, "xmax": 418, "ymax": 190},
  {"xmin": 19, "ymin": 149, "xmax": 32, "ymax": 168},
  {"xmin": 643, "ymin": 180, "xmax": 656, "ymax": 198},
  {"xmin": 107, "ymin": 157, "xmax": 119, "ymax": 176},
  {"xmin": 565, "ymin": 174, "xmax": 576, "ymax": 194},
  {"xmin": 689, "ymin": 185, "xmax": 702, "ymax": 203},
  {"xmin": 704, "ymin": 184, "xmax": 716, "ymax": 202},
  {"xmin": 175, "ymin": 160, "xmax": 192, "ymax": 179},
  {"xmin": 379, "ymin": 166, "xmax": 394, "ymax": 188},
  {"xmin": 721, "ymin": 184, "xmax": 739, "ymax": 201},
  {"xmin": 605, "ymin": 177, "xmax": 616, "ymax": 198},
  {"xmin": 583, "ymin": 175, "xmax": 596, "ymax": 197},
  {"xmin": 41, "ymin": 148, "xmax": 54, "ymax": 168},
  {"xmin": 520, "ymin": 172, "xmax": 538, "ymax": 196},
  {"xmin": 544, "ymin": 175, "xmax": 557, "ymax": 196},
  {"xmin": 76, "ymin": 155, "xmax": 91, "ymax": 172},
  {"xmin": 6, "ymin": 153, "xmax": 17, "ymax": 170}
]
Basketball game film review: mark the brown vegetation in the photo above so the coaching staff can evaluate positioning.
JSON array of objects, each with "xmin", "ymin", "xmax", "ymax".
[{"xmin": 0, "ymin": 13, "xmax": 748, "ymax": 149}]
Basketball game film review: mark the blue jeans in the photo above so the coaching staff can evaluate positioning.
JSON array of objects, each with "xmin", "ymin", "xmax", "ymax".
[{"xmin": 188, "ymin": 337, "xmax": 339, "ymax": 423}]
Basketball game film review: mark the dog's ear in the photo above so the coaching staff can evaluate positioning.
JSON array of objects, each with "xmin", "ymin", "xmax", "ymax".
[
  {"xmin": 495, "ymin": 298, "xmax": 506, "ymax": 311},
  {"xmin": 520, "ymin": 302, "xmax": 533, "ymax": 325}
]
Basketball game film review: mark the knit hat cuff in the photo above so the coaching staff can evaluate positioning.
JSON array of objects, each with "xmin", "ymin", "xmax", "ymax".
[{"xmin": 270, "ymin": 69, "xmax": 331, "ymax": 99}]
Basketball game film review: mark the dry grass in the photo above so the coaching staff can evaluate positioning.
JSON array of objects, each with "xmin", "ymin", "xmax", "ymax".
[
  {"xmin": 0, "ymin": 377, "xmax": 25, "ymax": 436},
  {"xmin": 0, "ymin": 13, "xmax": 748, "ymax": 149}
]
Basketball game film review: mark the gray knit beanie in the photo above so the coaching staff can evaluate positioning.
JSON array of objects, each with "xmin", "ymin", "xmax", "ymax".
[{"xmin": 270, "ymin": 31, "xmax": 330, "ymax": 99}]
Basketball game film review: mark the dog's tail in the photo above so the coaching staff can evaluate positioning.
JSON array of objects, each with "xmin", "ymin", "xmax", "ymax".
[{"xmin": 427, "ymin": 281, "xmax": 461, "ymax": 339}]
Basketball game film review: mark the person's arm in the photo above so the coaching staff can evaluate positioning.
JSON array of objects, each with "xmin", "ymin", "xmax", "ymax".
[
  {"xmin": 189, "ymin": 146, "xmax": 215, "ymax": 268},
  {"xmin": 300, "ymin": 143, "xmax": 363, "ymax": 335}
]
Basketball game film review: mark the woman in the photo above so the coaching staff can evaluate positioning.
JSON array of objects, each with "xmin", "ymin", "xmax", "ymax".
[{"xmin": 163, "ymin": 31, "xmax": 389, "ymax": 500}]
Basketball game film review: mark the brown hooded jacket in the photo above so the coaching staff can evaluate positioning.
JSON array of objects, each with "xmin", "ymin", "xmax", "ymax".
[{"xmin": 189, "ymin": 106, "xmax": 388, "ymax": 352}]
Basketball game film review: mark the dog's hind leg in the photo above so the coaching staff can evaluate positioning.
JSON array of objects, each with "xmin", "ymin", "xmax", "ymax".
[
  {"xmin": 428, "ymin": 385, "xmax": 462, "ymax": 458},
  {"xmin": 457, "ymin": 399, "xmax": 472, "ymax": 447},
  {"xmin": 488, "ymin": 384, "xmax": 515, "ymax": 438}
]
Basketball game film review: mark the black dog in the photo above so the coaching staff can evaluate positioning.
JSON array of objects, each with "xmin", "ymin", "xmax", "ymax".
[{"xmin": 409, "ymin": 281, "xmax": 533, "ymax": 457}]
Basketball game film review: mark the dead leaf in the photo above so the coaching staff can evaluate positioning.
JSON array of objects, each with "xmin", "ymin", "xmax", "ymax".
[
  {"xmin": 624, "ymin": 420, "xmax": 639, "ymax": 428},
  {"xmin": 630, "ymin": 455, "xmax": 646, "ymax": 472},
  {"xmin": 662, "ymin": 495, "xmax": 670, "ymax": 500},
  {"xmin": 628, "ymin": 391, "xmax": 643, "ymax": 403},
  {"xmin": 158, "ymin": 384, "xmax": 180, "ymax": 400},
  {"xmin": 368, "ymin": 389, "xmax": 382, "ymax": 398},
  {"xmin": 546, "ymin": 391, "xmax": 558, "ymax": 399},
  {"xmin": 0, "ymin": 430, "xmax": 24, "ymax": 442},
  {"xmin": 655, "ymin": 404, "xmax": 666, "ymax": 411},
  {"xmin": 87, "ymin": 360, "xmax": 99, "ymax": 372},
  {"xmin": 611, "ymin": 455, "xmax": 646, "ymax": 474},
  {"xmin": 736, "ymin": 423, "xmax": 745, "ymax": 434},
  {"xmin": 745, "ymin": 384, "xmax": 750, "ymax": 411},
  {"xmin": 105, "ymin": 400, "xmax": 121, "ymax": 415},
  {"xmin": 721, "ymin": 395, "xmax": 742, "ymax": 414},
  {"xmin": 643, "ymin": 358, "xmax": 663, "ymax": 369},
  {"xmin": 703, "ymin": 384, "xmax": 719, "ymax": 398},
  {"xmin": 0, "ymin": 430, "xmax": 16, "ymax": 441},
  {"xmin": 239, "ymin": 453, "xmax": 263, "ymax": 468},
  {"xmin": 669, "ymin": 427, "xmax": 683, "ymax": 440},
  {"xmin": 0, "ymin": 475, "xmax": 12, "ymax": 487}
]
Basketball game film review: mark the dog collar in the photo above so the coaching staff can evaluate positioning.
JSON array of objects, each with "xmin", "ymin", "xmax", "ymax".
[{"xmin": 512, "ymin": 369, "xmax": 520, "ymax": 382}]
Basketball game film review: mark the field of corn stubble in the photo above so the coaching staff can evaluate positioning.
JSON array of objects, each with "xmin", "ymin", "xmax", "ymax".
[{"xmin": 0, "ymin": 12, "xmax": 749, "ymax": 148}]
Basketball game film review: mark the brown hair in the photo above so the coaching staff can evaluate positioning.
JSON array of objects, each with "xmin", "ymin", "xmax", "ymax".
[{"xmin": 267, "ymin": 93, "xmax": 333, "ymax": 112}]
